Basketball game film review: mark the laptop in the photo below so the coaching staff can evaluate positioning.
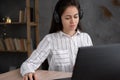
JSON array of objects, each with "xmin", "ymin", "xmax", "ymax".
[{"xmin": 55, "ymin": 44, "xmax": 120, "ymax": 80}]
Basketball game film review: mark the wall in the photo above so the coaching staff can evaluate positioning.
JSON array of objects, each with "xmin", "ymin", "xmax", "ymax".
[
  {"xmin": 39, "ymin": 0, "xmax": 120, "ymax": 45},
  {"xmin": 0, "ymin": 52, "xmax": 27, "ymax": 73}
]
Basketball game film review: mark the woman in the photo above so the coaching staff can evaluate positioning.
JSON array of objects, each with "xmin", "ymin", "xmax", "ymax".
[{"xmin": 20, "ymin": 0, "xmax": 93, "ymax": 80}]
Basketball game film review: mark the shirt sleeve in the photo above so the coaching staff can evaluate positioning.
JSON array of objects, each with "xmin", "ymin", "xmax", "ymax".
[
  {"xmin": 85, "ymin": 33, "xmax": 93, "ymax": 46},
  {"xmin": 20, "ymin": 35, "xmax": 51, "ymax": 76}
]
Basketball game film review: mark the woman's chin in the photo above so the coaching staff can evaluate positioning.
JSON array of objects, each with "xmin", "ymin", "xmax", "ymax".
[{"xmin": 69, "ymin": 28, "xmax": 76, "ymax": 31}]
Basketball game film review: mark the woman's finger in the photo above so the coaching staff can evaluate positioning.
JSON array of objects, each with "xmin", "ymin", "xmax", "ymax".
[
  {"xmin": 23, "ymin": 75, "xmax": 29, "ymax": 80},
  {"xmin": 33, "ymin": 73, "xmax": 38, "ymax": 80},
  {"xmin": 28, "ymin": 73, "xmax": 33, "ymax": 80}
]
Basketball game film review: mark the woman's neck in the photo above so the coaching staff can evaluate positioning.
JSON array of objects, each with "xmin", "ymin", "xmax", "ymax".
[{"xmin": 63, "ymin": 30, "xmax": 76, "ymax": 37}]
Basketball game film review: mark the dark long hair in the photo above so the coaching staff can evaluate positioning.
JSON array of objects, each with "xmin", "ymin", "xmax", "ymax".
[{"xmin": 49, "ymin": 0, "xmax": 82, "ymax": 33}]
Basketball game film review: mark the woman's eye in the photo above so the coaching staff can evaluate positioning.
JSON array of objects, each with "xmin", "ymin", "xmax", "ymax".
[
  {"xmin": 65, "ymin": 18, "xmax": 70, "ymax": 20},
  {"xmin": 74, "ymin": 16, "xmax": 79, "ymax": 18}
]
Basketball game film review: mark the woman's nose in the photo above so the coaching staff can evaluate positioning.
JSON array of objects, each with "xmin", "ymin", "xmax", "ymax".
[{"xmin": 70, "ymin": 18, "xmax": 74, "ymax": 23}]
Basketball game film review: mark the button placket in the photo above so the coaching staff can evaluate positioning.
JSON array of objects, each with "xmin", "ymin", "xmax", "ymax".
[{"xmin": 69, "ymin": 37, "xmax": 76, "ymax": 67}]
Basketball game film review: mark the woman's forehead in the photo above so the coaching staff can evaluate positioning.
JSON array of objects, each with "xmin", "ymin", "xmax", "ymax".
[{"xmin": 62, "ymin": 6, "xmax": 78, "ymax": 15}]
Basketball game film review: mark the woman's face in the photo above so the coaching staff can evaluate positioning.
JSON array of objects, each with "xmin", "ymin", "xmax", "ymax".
[{"xmin": 61, "ymin": 6, "xmax": 79, "ymax": 34}]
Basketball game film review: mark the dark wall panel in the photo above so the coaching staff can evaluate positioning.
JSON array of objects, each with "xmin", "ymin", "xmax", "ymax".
[
  {"xmin": 0, "ymin": 53, "xmax": 27, "ymax": 73},
  {"xmin": 39, "ymin": 0, "xmax": 120, "ymax": 45}
]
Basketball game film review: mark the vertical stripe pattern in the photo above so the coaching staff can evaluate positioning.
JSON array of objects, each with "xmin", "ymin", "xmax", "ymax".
[{"xmin": 20, "ymin": 30, "xmax": 93, "ymax": 76}]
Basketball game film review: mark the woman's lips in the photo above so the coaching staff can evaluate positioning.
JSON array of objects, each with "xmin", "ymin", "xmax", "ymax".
[{"xmin": 70, "ymin": 25, "xmax": 76, "ymax": 28}]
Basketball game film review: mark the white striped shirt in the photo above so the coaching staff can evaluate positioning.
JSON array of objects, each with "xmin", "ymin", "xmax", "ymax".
[{"xmin": 20, "ymin": 30, "xmax": 93, "ymax": 76}]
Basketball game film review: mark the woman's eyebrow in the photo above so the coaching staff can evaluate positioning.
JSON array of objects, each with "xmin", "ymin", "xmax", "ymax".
[
  {"xmin": 74, "ymin": 13, "xmax": 79, "ymax": 16},
  {"xmin": 65, "ymin": 13, "xmax": 79, "ymax": 17}
]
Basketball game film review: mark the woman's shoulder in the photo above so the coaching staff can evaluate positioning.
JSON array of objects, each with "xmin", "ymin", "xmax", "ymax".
[
  {"xmin": 81, "ymin": 32, "xmax": 90, "ymax": 35},
  {"xmin": 46, "ymin": 32, "xmax": 59, "ymax": 37},
  {"xmin": 44, "ymin": 32, "xmax": 60, "ymax": 39},
  {"xmin": 78, "ymin": 30, "xmax": 90, "ymax": 36}
]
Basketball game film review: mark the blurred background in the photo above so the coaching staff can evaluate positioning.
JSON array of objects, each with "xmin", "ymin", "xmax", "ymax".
[{"xmin": 39, "ymin": 0, "xmax": 120, "ymax": 45}]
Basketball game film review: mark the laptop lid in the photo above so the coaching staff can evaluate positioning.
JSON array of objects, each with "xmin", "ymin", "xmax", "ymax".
[{"xmin": 72, "ymin": 44, "xmax": 120, "ymax": 80}]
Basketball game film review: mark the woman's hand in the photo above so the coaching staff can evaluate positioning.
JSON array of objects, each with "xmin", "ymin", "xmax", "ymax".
[{"xmin": 23, "ymin": 72, "xmax": 38, "ymax": 80}]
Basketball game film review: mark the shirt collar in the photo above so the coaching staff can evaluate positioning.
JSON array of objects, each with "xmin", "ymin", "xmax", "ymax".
[{"xmin": 59, "ymin": 30, "xmax": 81, "ymax": 37}]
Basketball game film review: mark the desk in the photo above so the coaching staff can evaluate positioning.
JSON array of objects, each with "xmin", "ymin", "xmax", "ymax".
[{"xmin": 0, "ymin": 69, "xmax": 72, "ymax": 80}]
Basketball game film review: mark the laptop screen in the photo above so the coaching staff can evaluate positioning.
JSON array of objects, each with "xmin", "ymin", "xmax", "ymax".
[{"xmin": 72, "ymin": 44, "xmax": 120, "ymax": 80}]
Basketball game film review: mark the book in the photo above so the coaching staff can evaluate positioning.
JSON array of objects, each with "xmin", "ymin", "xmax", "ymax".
[{"xmin": 19, "ymin": 10, "xmax": 24, "ymax": 23}]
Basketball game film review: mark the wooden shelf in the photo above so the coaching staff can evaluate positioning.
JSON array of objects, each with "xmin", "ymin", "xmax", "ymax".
[
  {"xmin": 0, "ymin": 22, "xmax": 26, "ymax": 25},
  {"xmin": 0, "ymin": 50, "xmax": 27, "ymax": 53},
  {"xmin": 0, "ymin": 0, "xmax": 40, "ymax": 56},
  {"xmin": 0, "ymin": 22, "xmax": 37, "ymax": 27},
  {"xmin": 5, "ymin": 22, "xmax": 38, "ymax": 26},
  {"xmin": 30, "ymin": 22, "xmax": 37, "ymax": 26}
]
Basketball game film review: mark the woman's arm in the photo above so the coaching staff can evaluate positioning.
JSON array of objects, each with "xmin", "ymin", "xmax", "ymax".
[{"xmin": 20, "ymin": 35, "xmax": 51, "ymax": 77}]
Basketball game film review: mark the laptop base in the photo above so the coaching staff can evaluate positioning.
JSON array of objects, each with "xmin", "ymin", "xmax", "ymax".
[{"xmin": 54, "ymin": 77, "xmax": 71, "ymax": 80}]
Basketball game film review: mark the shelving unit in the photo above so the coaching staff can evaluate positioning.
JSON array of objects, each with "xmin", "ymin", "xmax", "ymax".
[
  {"xmin": 26, "ymin": 0, "xmax": 39, "ymax": 56},
  {"xmin": 0, "ymin": 0, "xmax": 40, "ymax": 56}
]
